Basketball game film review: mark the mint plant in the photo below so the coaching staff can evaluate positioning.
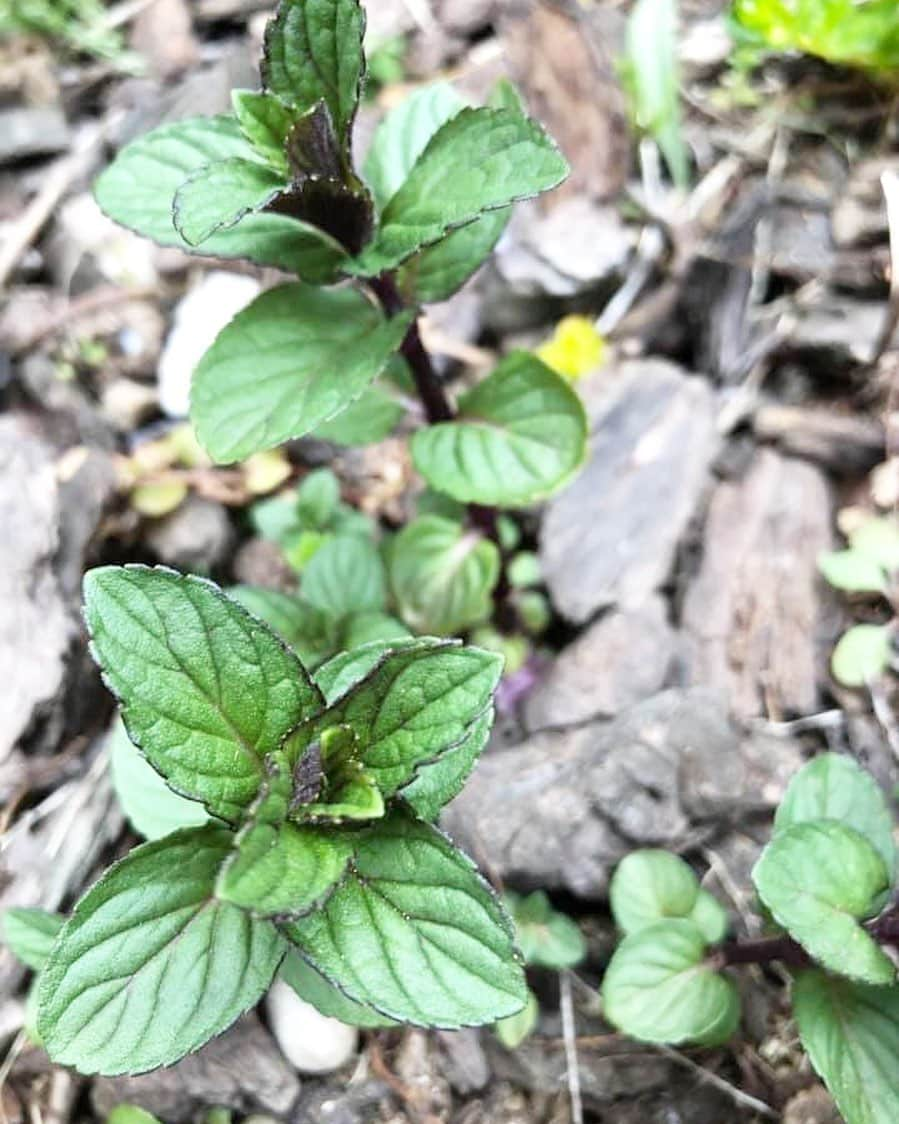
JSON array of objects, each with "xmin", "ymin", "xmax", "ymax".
[
  {"xmin": 3, "ymin": 565, "xmax": 528, "ymax": 1075},
  {"xmin": 603, "ymin": 752, "xmax": 899, "ymax": 1124},
  {"xmin": 92, "ymin": 0, "xmax": 586, "ymax": 631}
]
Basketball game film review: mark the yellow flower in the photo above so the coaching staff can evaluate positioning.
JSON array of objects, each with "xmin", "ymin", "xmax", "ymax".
[{"xmin": 536, "ymin": 315, "xmax": 606, "ymax": 381}]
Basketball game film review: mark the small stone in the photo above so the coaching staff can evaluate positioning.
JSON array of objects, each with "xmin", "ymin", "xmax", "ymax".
[
  {"xmin": 145, "ymin": 493, "xmax": 235, "ymax": 573},
  {"xmin": 0, "ymin": 106, "xmax": 69, "ymax": 165},
  {"xmin": 101, "ymin": 378, "xmax": 159, "ymax": 431},
  {"xmin": 49, "ymin": 192, "xmax": 157, "ymax": 291},
  {"xmin": 232, "ymin": 537, "xmax": 298, "ymax": 591},
  {"xmin": 435, "ymin": 1029, "xmax": 490, "ymax": 1095},
  {"xmin": 783, "ymin": 1087, "xmax": 841, "ymax": 1124},
  {"xmin": 265, "ymin": 978, "xmax": 358, "ymax": 1075},
  {"xmin": 292, "ymin": 1080, "xmax": 391, "ymax": 1124},
  {"xmin": 158, "ymin": 271, "xmax": 260, "ymax": 418},
  {"xmin": 540, "ymin": 360, "xmax": 718, "ymax": 624},
  {"xmin": 436, "ymin": 0, "xmax": 495, "ymax": 34},
  {"xmin": 524, "ymin": 596, "xmax": 678, "ymax": 730}
]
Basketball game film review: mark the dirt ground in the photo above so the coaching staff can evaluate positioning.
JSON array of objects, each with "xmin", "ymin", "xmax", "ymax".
[{"xmin": 1, "ymin": 0, "xmax": 898, "ymax": 1121}]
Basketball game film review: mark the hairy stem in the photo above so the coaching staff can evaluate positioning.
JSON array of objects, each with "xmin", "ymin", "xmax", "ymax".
[{"xmin": 370, "ymin": 273, "xmax": 514, "ymax": 621}]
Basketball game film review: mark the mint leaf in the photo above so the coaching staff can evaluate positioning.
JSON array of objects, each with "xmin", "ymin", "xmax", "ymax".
[
  {"xmin": 342, "ymin": 611, "xmax": 410, "ymax": 649},
  {"xmin": 191, "ymin": 283, "xmax": 412, "ymax": 463},
  {"xmin": 753, "ymin": 821, "xmax": 894, "ymax": 984},
  {"xmin": 297, "ymin": 468, "xmax": 341, "ymax": 527},
  {"xmin": 610, "ymin": 850, "xmax": 701, "ymax": 934},
  {"xmin": 2, "ymin": 908, "xmax": 64, "ymax": 971},
  {"xmin": 228, "ymin": 585, "xmax": 337, "ymax": 670},
  {"xmin": 495, "ymin": 988, "xmax": 538, "ymax": 1049},
  {"xmin": 172, "ymin": 157, "xmax": 284, "ymax": 247},
  {"xmin": 217, "ymin": 758, "xmax": 352, "ymax": 916},
  {"xmin": 38, "ymin": 827, "xmax": 286, "ymax": 1075},
  {"xmin": 286, "ymin": 639, "xmax": 502, "ymax": 798},
  {"xmin": 602, "ymin": 919, "xmax": 739, "ymax": 1046},
  {"xmin": 688, "ymin": 890, "xmax": 729, "ymax": 946},
  {"xmin": 411, "ymin": 352, "xmax": 587, "ymax": 506},
  {"xmin": 302, "ymin": 535, "xmax": 386, "ymax": 618},
  {"xmin": 280, "ymin": 951, "xmax": 397, "ymax": 1027},
  {"xmin": 399, "ymin": 210, "xmax": 510, "ymax": 303},
  {"xmin": 108, "ymin": 718, "xmax": 211, "ymax": 841},
  {"xmin": 232, "ymin": 89, "xmax": 295, "ymax": 173},
  {"xmin": 84, "ymin": 566, "xmax": 324, "ymax": 825},
  {"xmin": 819, "ymin": 548, "xmax": 887, "ymax": 594},
  {"xmin": 388, "ymin": 515, "xmax": 500, "ymax": 634},
  {"xmin": 832, "ymin": 624, "xmax": 893, "ymax": 688},
  {"xmin": 313, "ymin": 384, "xmax": 405, "ymax": 445},
  {"xmin": 350, "ymin": 107, "xmax": 568, "ymax": 275},
  {"xmin": 281, "ymin": 810, "xmax": 526, "ymax": 1026},
  {"xmin": 262, "ymin": 0, "xmax": 365, "ymax": 144},
  {"xmin": 401, "ymin": 706, "xmax": 492, "ymax": 821},
  {"xmin": 851, "ymin": 517, "xmax": 899, "ymax": 571},
  {"xmin": 506, "ymin": 891, "xmax": 586, "ymax": 969},
  {"xmin": 794, "ymin": 969, "xmax": 899, "ymax": 1124},
  {"xmin": 94, "ymin": 116, "xmax": 346, "ymax": 280},
  {"xmin": 363, "ymin": 83, "xmax": 465, "ymax": 210},
  {"xmin": 313, "ymin": 637, "xmax": 427, "ymax": 704},
  {"xmin": 775, "ymin": 753, "xmax": 895, "ymax": 880}
]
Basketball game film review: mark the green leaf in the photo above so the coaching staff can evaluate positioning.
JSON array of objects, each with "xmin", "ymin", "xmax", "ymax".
[
  {"xmin": 342, "ymin": 611, "xmax": 410, "ymax": 649},
  {"xmin": 688, "ymin": 890, "xmax": 729, "ymax": 946},
  {"xmin": 106, "ymin": 1107, "xmax": 163, "ymax": 1124},
  {"xmin": 401, "ymin": 707, "xmax": 492, "ymax": 821},
  {"xmin": 389, "ymin": 516, "xmax": 500, "ymax": 635},
  {"xmin": 312, "ymin": 384, "xmax": 405, "ymax": 445},
  {"xmin": 296, "ymin": 468, "xmax": 341, "ymax": 529},
  {"xmin": 350, "ymin": 107, "xmax": 568, "ymax": 276},
  {"xmin": 38, "ymin": 827, "xmax": 286, "ymax": 1075},
  {"xmin": 313, "ymin": 637, "xmax": 427, "ymax": 704},
  {"xmin": 2, "ymin": 908, "xmax": 64, "ymax": 971},
  {"xmin": 819, "ymin": 549, "xmax": 887, "ymax": 594},
  {"xmin": 832, "ymin": 624, "xmax": 893, "ymax": 688},
  {"xmin": 262, "ymin": 0, "xmax": 365, "ymax": 143},
  {"xmin": 411, "ymin": 352, "xmax": 588, "ymax": 506},
  {"xmin": 508, "ymin": 551, "xmax": 542, "ymax": 589},
  {"xmin": 794, "ymin": 969, "xmax": 899, "ymax": 1124},
  {"xmin": 302, "ymin": 535, "xmax": 386, "ymax": 618},
  {"xmin": 495, "ymin": 988, "xmax": 538, "ymax": 1049},
  {"xmin": 84, "ymin": 566, "xmax": 324, "ymax": 825},
  {"xmin": 775, "ymin": 753, "xmax": 895, "ymax": 881},
  {"xmin": 285, "ymin": 639, "xmax": 502, "ymax": 799},
  {"xmin": 506, "ymin": 891, "xmax": 586, "ymax": 969},
  {"xmin": 610, "ymin": 850, "xmax": 702, "ymax": 936},
  {"xmin": 399, "ymin": 210, "xmax": 510, "ymax": 303},
  {"xmin": 291, "ymin": 724, "xmax": 386, "ymax": 823},
  {"xmin": 281, "ymin": 810, "xmax": 526, "ymax": 1026},
  {"xmin": 602, "ymin": 919, "xmax": 739, "ymax": 1046},
  {"xmin": 172, "ymin": 157, "xmax": 284, "ymax": 247},
  {"xmin": 280, "ymin": 951, "xmax": 398, "ymax": 1027},
  {"xmin": 108, "ymin": 718, "xmax": 211, "ymax": 841},
  {"xmin": 624, "ymin": 0, "xmax": 689, "ymax": 189},
  {"xmin": 753, "ymin": 821, "xmax": 894, "ymax": 984},
  {"xmin": 216, "ymin": 760, "xmax": 352, "ymax": 917},
  {"xmin": 232, "ymin": 89, "xmax": 295, "ymax": 173},
  {"xmin": 191, "ymin": 283, "xmax": 412, "ymax": 463},
  {"xmin": 850, "ymin": 517, "xmax": 899, "ymax": 572},
  {"xmin": 228, "ymin": 585, "xmax": 338, "ymax": 670},
  {"xmin": 94, "ymin": 116, "xmax": 346, "ymax": 280},
  {"xmin": 364, "ymin": 83, "xmax": 466, "ymax": 210}
]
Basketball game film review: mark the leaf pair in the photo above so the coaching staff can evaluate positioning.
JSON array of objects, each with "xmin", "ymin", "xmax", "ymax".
[{"xmin": 602, "ymin": 850, "xmax": 734, "ymax": 1045}]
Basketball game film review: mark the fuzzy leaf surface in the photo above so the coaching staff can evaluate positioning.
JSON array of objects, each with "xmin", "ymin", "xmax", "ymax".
[
  {"xmin": 401, "ymin": 707, "xmax": 492, "ymax": 821},
  {"xmin": 281, "ymin": 810, "xmax": 526, "ymax": 1026},
  {"xmin": 191, "ymin": 284, "xmax": 411, "ymax": 463},
  {"xmin": 399, "ymin": 211, "xmax": 510, "ymax": 303},
  {"xmin": 389, "ymin": 515, "xmax": 500, "ymax": 635},
  {"xmin": 2, "ymin": 908, "xmax": 64, "ymax": 971},
  {"xmin": 38, "ymin": 828, "xmax": 286, "ymax": 1075},
  {"xmin": 753, "ymin": 821, "xmax": 894, "ymax": 984},
  {"xmin": 228, "ymin": 585, "xmax": 337, "ymax": 670},
  {"xmin": 602, "ymin": 919, "xmax": 739, "ymax": 1046},
  {"xmin": 412, "ymin": 352, "xmax": 587, "ymax": 506},
  {"xmin": 84, "ymin": 566, "xmax": 323, "ymax": 824},
  {"xmin": 172, "ymin": 157, "xmax": 283, "ymax": 246},
  {"xmin": 312, "ymin": 384, "xmax": 404, "ymax": 445},
  {"xmin": 775, "ymin": 753, "xmax": 895, "ymax": 880},
  {"xmin": 286, "ymin": 639, "xmax": 501, "ymax": 798},
  {"xmin": 794, "ymin": 969, "xmax": 899, "ymax": 1124},
  {"xmin": 94, "ymin": 116, "xmax": 345, "ymax": 279},
  {"xmin": 350, "ymin": 107, "xmax": 568, "ymax": 275},
  {"xmin": 232, "ymin": 89, "xmax": 295, "ymax": 173},
  {"xmin": 280, "ymin": 951, "xmax": 397, "ymax": 1027},
  {"xmin": 262, "ymin": 0, "xmax": 365, "ymax": 142}
]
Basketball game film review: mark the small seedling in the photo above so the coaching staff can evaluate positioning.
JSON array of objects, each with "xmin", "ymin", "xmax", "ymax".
[
  {"xmin": 603, "ymin": 752, "xmax": 899, "ymax": 1124},
  {"xmin": 92, "ymin": 0, "xmax": 586, "ymax": 635},
  {"xmin": 819, "ymin": 513, "xmax": 898, "ymax": 688},
  {"xmin": 3, "ymin": 564, "xmax": 528, "ymax": 1075}
]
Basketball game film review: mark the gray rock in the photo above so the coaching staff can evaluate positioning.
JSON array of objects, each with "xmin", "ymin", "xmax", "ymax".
[
  {"xmin": 682, "ymin": 449, "xmax": 835, "ymax": 719},
  {"xmin": 443, "ymin": 688, "xmax": 803, "ymax": 898},
  {"xmin": 753, "ymin": 402, "xmax": 884, "ymax": 476},
  {"xmin": 789, "ymin": 296, "xmax": 885, "ymax": 367},
  {"xmin": 435, "ymin": 1029, "xmax": 490, "ymax": 1095},
  {"xmin": 0, "ymin": 106, "xmax": 69, "ymax": 165},
  {"xmin": 146, "ymin": 494, "xmax": 235, "ymax": 573},
  {"xmin": 291, "ymin": 1080, "xmax": 390, "ymax": 1124},
  {"xmin": 91, "ymin": 1015, "xmax": 300, "ymax": 1123},
  {"xmin": 540, "ymin": 361, "xmax": 718, "ymax": 624},
  {"xmin": 832, "ymin": 158, "xmax": 893, "ymax": 248},
  {"xmin": 437, "ymin": 0, "xmax": 495, "ymax": 32},
  {"xmin": 524, "ymin": 595, "xmax": 678, "ymax": 730}
]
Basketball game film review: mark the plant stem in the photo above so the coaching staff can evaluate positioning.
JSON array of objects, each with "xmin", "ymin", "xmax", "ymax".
[{"xmin": 370, "ymin": 273, "xmax": 514, "ymax": 620}]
